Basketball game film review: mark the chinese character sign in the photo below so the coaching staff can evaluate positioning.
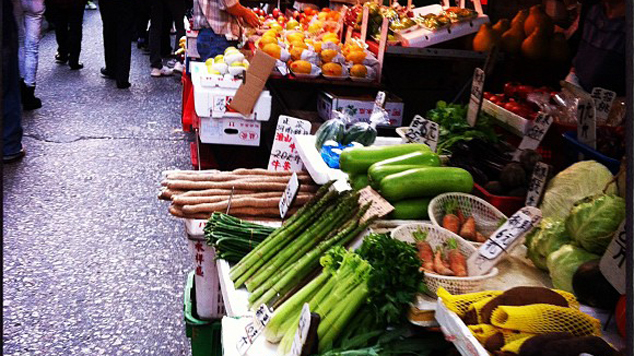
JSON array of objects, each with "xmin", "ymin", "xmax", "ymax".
[
  {"xmin": 599, "ymin": 221, "xmax": 626, "ymax": 294},
  {"xmin": 590, "ymin": 87, "xmax": 616, "ymax": 123},
  {"xmin": 513, "ymin": 113, "xmax": 553, "ymax": 161},
  {"xmin": 467, "ymin": 67, "xmax": 485, "ymax": 127},
  {"xmin": 525, "ymin": 162, "xmax": 550, "ymax": 207},
  {"xmin": 268, "ymin": 116, "xmax": 311, "ymax": 172},
  {"xmin": 577, "ymin": 97, "xmax": 596, "ymax": 149},
  {"xmin": 404, "ymin": 115, "xmax": 439, "ymax": 152}
]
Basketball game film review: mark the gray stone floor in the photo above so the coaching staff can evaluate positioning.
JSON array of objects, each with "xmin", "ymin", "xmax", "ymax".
[{"xmin": 3, "ymin": 8, "xmax": 194, "ymax": 356}]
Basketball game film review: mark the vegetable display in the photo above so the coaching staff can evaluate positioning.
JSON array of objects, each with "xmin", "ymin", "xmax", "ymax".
[
  {"xmin": 158, "ymin": 169, "xmax": 318, "ymax": 219},
  {"xmin": 379, "ymin": 167, "xmax": 473, "ymax": 202},
  {"xmin": 339, "ymin": 143, "xmax": 431, "ymax": 175},
  {"xmin": 565, "ymin": 194, "xmax": 625, "ymax": 254},
  {"xmin": 440, "ymin": 200, "xmax": 492, "ymax": 243},
  {"xmin": 413, "ymin": 230, "xmax": 468, "ymax": 277},
  {"xmin": 202, "ymin": 213, "xmax": 276, "ymax": 263}
]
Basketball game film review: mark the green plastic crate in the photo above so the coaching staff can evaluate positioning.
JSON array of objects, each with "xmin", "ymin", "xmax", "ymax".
[{"xmin": 184, "ymin": 271, "xmax": 223, "ymax": 356}]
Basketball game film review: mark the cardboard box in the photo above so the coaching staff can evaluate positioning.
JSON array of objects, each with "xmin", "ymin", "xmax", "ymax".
[
  {"xmin": 199, "ymin": 117, "xmax": 261, "ymax": 146},
  {"xmin": 317, "ymin": 90, "xmax": 404, "ymax": 127},
  {"xmin": 229, "ymin": 50, "xmax": 276, "ymax": 116}
]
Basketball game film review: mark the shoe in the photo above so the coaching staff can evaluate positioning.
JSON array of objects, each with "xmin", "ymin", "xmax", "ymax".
[
  {"xmin": 116, "ymin": 81, "xmax": 131, "ymax": 89},
  {"xmin": 166, "ymin": 58, "xmax": 178, "ymax": 68},
  {"xmin": 100, "ymin": 67, "xmax": 115, "ymax": 79},
  {"xmin": 55, "ymin": 52, "xmax": 68, "ymax": 64},
  {"xmin": 173, "ymin": 62, "xmax": 184, "ymax": 73},
  {"xmin": 151, "ymin": 66, "xmax": 173, "ymax": 77},
  {"xmin": 69, "ymin": 61, "xmax": 84, "ymax": 70},
  {"xmin": 20, "ymin": 81, "xmax": 42, "ymax": 110},
  {"xmin": 137, "ymin": 37, "xmax": 147, "ymax": 49},
  {"xmin": 85, "ymin": 1, "xmax": 97, "ymax": 10},
  {"xmin": 3, "ymin": 148, "xmax": 26, "ymax": 163}
]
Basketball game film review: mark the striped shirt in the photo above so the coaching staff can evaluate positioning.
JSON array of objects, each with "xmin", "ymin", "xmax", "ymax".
[{"xmin": 192, "ymin": 0, "xmax": 241, "ymax": 38}]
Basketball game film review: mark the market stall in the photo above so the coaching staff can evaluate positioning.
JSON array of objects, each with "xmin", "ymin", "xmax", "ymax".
[{"xmin": 167, "ymin": 0, "xmax": 628, "ymax": 355}]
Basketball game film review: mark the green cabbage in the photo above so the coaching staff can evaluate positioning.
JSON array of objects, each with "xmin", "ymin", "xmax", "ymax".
[
  {"xmin": 565, "ymin": 194, "xmax": 626, "ymax": 255},
  {"xmin": 546, "ymin": 244, "xmax": 599, "ymax": 292},
  {"xmin": 540, "ymin": 161, "xmax": 616, "ymax": 220},
  {"xmin": 525, "ymin": 218, "xmax": 571, "ymax": 271}
]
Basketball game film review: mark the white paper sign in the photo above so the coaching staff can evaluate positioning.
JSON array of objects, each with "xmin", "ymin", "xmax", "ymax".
[
  {"xmin": 280, "ymin": 172, "xmax": 300, "ymax": 219},
  {"xmin": 290, "ymin": 303, "xmax": 312, "ymax": 356},
  {"xmin": 599, "ymin": 221, "xmax": 626, "ymax": 294},
  {"xmin": 590, "ymin": 87, "xmax": 616, "ymax": 123},
  {"xmin": 513, "ymin": 113, "xmax": 553, "ymax": 161},
  {"xmin": 236, "ymin": 304, "xmax": 273, "ymax": 355},
  {"xmin": 467, "ymin": 207, "xmax": 542, "ymax": 276},
  {"xmin": 404, "ymin": 115, "xmax": 439, "ymax": 152},
  {"xmin": 268, "ymin": 116, "xmax": 311, "ymax": 172},
  {"xmin": 467, "ymin": 67, "xmax": 485, "ymax": 127},
  {"xmin": 577, "ymin": 98, "xmax": 596, "ymax": 149},
  {"xmin": 525, "ymin": 162, "xmax": 550, "ymax": 207}
]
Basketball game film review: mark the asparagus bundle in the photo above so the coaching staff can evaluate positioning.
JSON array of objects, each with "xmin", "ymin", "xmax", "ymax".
[{"xmin": 203, "ymin": 213, "xmax": 276, "ymax": 263}]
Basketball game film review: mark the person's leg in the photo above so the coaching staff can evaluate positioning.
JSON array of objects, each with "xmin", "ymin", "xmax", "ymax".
[
  {"xmin": 149, "ymin": 0, "xmax": 165, "ymax": 69},
  {"xmin": 100, "ymin": 1, "xmax": 117, "ymax": 76},
  {"xmin": 51, "ymin": 5, "xmax": 69, "ymax": 62},
  {"xmin": 20, "ymin": 0, "xmax": 45, "ymax": 110},
  {"xmin": 167, "ymin": 0, "xmax": 186, "ymax": 53},
  {"xmin": 160, "ymin": 3, "xmax": 172, "ymax": 57},
  {"xmin": 67, "ymin": 3, "xmax": 84, "ymax": 69},
  {"xmin": 114, "ymin": 0, "xmax": 134, "ymax": 87},
  {"xmin": 12, "ymin": 0, "xmax": 26, "ymax": 80},
  {"xmin": 3, "ymin": 12, "xmax": 25, "ymax": 160}
]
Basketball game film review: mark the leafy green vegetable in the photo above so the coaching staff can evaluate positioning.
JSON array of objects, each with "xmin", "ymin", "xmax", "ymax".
[
  {"xmin": 566, "ymin": 194, "xmax": 626, "ymax": 254},
  {"xmin": 539, "ymin": 161, "xmax": 616, "ymax": 220},
  {"xmin": 546, "ymin": 244, "xmax": 600, "ymax": 293},
  {"xmin": 356, "ymin": 234, "xmax": 423, "ymax": 325},
  {"xmin": 425, "ymin": 101, "xmax": 499, "ymax": 155},
  {"xmin": 525, "ymin": 218, "xmax": 571, "ymax": 271}
]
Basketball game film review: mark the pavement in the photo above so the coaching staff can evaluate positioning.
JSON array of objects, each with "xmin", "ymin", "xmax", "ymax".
[{"xmin": 3, "ymin": 8, "xmax": 195, "ymax": 356}]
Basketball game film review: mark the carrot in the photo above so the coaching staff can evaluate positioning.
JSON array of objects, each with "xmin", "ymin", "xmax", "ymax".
[
  {"xmin": 475, "ymin": 231, "xmax": 487, "ymax": 243},
  {"xmin": 443, "ymin": 214, "xmax": 461, "ymax": 234},
  {"xmin": 433, "ymin": 248, "xmax": 455, "ymax": 276},
  {"xmin": 459, "ymin": 216, "xmax": 477, "ymax": 241},
  {"xmin": 447, "ymin": 238, "xmax": 468, "ymax": 277},
  {"xmin": 413, "ymin": 229, "xmax": 434, "ymax": 272},
  {"xmin": 456, "ymin": 209, "xmax": 466, "ymax": 226}
]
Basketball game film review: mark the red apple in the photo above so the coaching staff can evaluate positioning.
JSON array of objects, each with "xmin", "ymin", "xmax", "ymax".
[{"xmin": 272, "ymin": 8, "xmax": 280, "ymax": 17}]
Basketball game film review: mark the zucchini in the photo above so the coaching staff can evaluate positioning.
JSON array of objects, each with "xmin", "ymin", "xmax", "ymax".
[
  {"xmin": 389, "ymin": 198, "xmax": 431, "ymax": 220},
  {"xmin": 368, "ymin": 165, "xmax": 423, "ymax": 190},
  {"xmin": 380, "ymin": 167, "xmax": 474, "ymax": 202},
  {"xmin": 349, "ymin": 174, "xmax": 370, "ymax": 190},
  {"xmin": 339, "ymin": 143, "xmax": 431, "ymax": 175},
  {"xmin": 370, "ymin": 151, "xmax": 441, "ymax": 169}
]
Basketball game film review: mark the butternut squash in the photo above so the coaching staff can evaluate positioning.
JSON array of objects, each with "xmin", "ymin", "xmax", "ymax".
[{"xmin": 473, "ymin": 23, "xmax": 500, "ymax": 52}]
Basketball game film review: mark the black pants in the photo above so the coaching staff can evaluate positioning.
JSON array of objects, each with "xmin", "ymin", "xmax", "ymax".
[
  {"xmin": 134, "ymin": 0, "xmax": 151, "ymax": 42},
  {"xmin": 99, "ymin": 0, "xmax": 134, "ymax": 84},
  {"xmin": 149, "ymin": 0, "xmax": 185, "ymax": 69},
  {"xmin": 49, "ymin": 3, "xmax": 84, "ymax": 64}
]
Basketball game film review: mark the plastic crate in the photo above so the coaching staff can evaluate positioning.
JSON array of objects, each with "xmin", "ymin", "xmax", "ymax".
[
  {"xmin": 562, "ymin": 131, "xmax": 621, "ymax": 174},
  {"xmin": 472, "ymin": 183, "xmax": 524, "ymax": 217},
  {"xmin": 185, "ymin": 271, "xmax": 223, "ymax": 356}
]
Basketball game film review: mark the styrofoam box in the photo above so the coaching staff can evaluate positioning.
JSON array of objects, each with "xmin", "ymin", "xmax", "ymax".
[
  {"xmin": 397, "ymin": 5, "xmax": 490, "ymax": 48},
  {"xmin": 481, "ymin": 99, "xmax": 530, "ymax": 136},
  {"xmin": 200, "ymin": 116, "xmax": 262, "ymax": 146}
]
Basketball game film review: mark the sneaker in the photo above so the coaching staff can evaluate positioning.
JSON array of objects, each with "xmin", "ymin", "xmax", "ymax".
[
  {"xmin": 166, "ymin": 58, "xmax": 178, "ymax": 68},
  {"xmin": 3, "ymin": 148, "xmax": 25, "ymax": 163},
  {"xmin": 173, "ymin": 62, "xmax": 184, "ymax": 73},
  {"xmin": 85, "ymin": 1, "xmax": 97, "ymax": 10},
  {"xmin": 151, "ymin": 66, "xmax": 174, "ymax": 77},
  {"xmin": 100, "ymin": 67, "xmax": 115, "ymax": 79}
]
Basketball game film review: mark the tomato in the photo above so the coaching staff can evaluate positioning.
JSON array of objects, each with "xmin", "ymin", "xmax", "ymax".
[
  {"xmin": 504, "ymin": 102, "xmax": 519, "ymax": 112},
  {"xmin": 489, "ymin": 95, "xmax": 503, "ymax": 104},
  {"xmin": 272, "ymin": 8, "xmax": 280, "ymax": 17},
  {"xmin": 504, "ymin": 82, "xmax": 519, "ymax": 97},
  {"xmin": 615, "ymin": 295, "xmax": 626, "ymax": 338},
  {"xmin": 516, "ymin": 85, "xmax": 534, "ymax": 99},
  {"xmin": 483, "ymin": 92, "xmax": 493, "ymax": 100}
]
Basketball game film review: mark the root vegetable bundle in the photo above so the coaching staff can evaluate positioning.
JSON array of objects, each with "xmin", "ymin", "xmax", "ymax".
[
  {"xmin": 158, "ymin": 168, "xmax": 318, "ymax": 219},
  {"xmin": 203, "ymin": 213, "xmax": 277, "ymax": 263}
]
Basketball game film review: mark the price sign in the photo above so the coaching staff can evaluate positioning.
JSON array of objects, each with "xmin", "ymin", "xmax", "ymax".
[
  {"xmin": 599, "ymin": 221, "xmax": 626, "ymax": 294},
  {"xmin": 576, "ymin": 97, "xmax": 596, "ymax": 149},
  {"xmin": 404, "ymin": 115, "xmax": 439, "ymax": 152},
  {"xmin": 290, "ymin": 304, "xmax": 313, "ymax": 356},
  {"xmin": 466, "ymin": 67, "xmax": 485, "ymax": 127},
  {"xmin": 357, "ymin": 186, "xmax": 394, "ymax": 223},
  {"xmin": 590, "ymin": 87, "xmax": 616, "ymax": 123},
  {"xmin": 280, "ymin": 172, "xmax": 300, "ymax": 219},
  {"xmin": 525, "ymin": 162, "xmax": 550, "ymax": 207},
  {"xmin": 236, "ymin": 304, "xmax": 273, "ymax": 355},
  {"xmin": 467, "ymin": 207, "xmax": 542, "ymax": 276},
  {"xmin": 269, "ymin": 116, "xmax": 311, "ymax": 172},
  {"xmin": 513, "ymin": 113, "xmax": 553, "ymax": 161}
]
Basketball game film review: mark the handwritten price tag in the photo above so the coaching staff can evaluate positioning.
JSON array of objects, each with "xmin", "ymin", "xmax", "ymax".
[
  {"xmin": 467, "ymin": 67, "xmax": 485, "ymax": 127},
  {"xmin": 236, "ymin": 304, "xmax": 273, "ymax": 355},
  {"xmin": 280, "ymin": 172, "xmax": 300, "ymax": 219},
  {"xmin": 467, "ymin": 207, "xmax": 542, "ymax": 276},
  {"xmin": 599, "ymin": 221, "xmax": 626, "ymax": 294},
  {"xmin": 404, "ymin": 115, "xmax": 439, "ymax": 152},
  {"xmin": 290, "ymin": 304, "xmax": 313, "ymax": 356},
  {"xmin": 513, "ymin": 113, "xmax": 553, "ymax": 161},
  {"xmin": 357, "ymin": 186, "xmax": 394, "ymax": 223},
  {"xmin": 268, "ymin": 115, "xmax": 311, "ymax": 172},
  {"xmin": 525, "ymin": 162, "xmax": 550, "ymax": 207},
  {"xmin": 577, "ymin": 98, "xmax": 596, "ymax": 149},
  {"xmin": 590, "ymin": 87, "xmax": 616, "ymax": 123}
]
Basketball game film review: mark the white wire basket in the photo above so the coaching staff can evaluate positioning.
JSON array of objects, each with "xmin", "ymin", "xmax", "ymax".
[
  {"xmin": 428, "ymin": 193, "xmax": 508, "ymax": 246},
  {"xmin": 391, "ymin": 223, "xmax": 498, "ymax": 296}
]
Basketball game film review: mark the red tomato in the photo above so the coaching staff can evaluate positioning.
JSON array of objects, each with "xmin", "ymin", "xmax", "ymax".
[
  {"xmin": 272, "ymin": 8, "xmax": 280, "ymax": 17},
  {"xmin": 489, "ymin": 95, "xmax": 502, "ymax": 104},
  {"xmin": 615, "ymin": 295, "xmax": 626, "ymax": 338},
  {"xmin": 293, "ymin": 10, "xmax": 300, "ymax": 18},
  {"xmin": 504, "ymin": 102, "xmax": 519, "ymax": 112},
  {"xmin": 483, "ymin": 92, "xmax": 493, "ymax": 100},
  {"xmin": 504, "ymin": 82, "xmax": 518, "ymax": 97},
  {"xmin": 516, "ymin": 85, "xmax": 534, "ymax": 99}
]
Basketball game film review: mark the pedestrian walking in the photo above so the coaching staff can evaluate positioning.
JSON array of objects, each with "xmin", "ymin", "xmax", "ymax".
[
  {"xmin": 13, "ymin": 0, "xmax": 45, "ymax": 110},
  {"xmin": 46, "ymin": 0, "xmax": 85, "ymax": 70},
  {"xmin": 149, "ymin": 0, "xmax": 187, "ymax": 77},
  {"xmin": 4, "ymin": 0, "xmax": 26, "ymax": 163},
  {"xmin": 99, "ymin": 0, "xmax": 134, "ymax": 88}
]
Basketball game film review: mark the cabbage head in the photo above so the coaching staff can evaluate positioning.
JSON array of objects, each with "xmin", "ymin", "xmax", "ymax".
[
  {"xmin": 547, "ymin": 244, "xmax": 600, "ymax": 292},
  {"xmin": 525, "ymin": 218, "xmax": 571, "ymax": 271},
  {"xmin": 565, "ymin": 194, "xmax": 626, "ymax": 254},
  {"xmin": 540, "ymin": 161, "xmax": 616, "ymax": 220}
]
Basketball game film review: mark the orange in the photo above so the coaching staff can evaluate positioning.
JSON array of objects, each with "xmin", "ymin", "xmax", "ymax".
[
  {"xmin": 320, "ymin": 49, "xmax": 338, "ymax": 62},
  {"xmin": 262, "ymin": 43, "xmax": 282, "ymax": 59},
  {"xmin": 321, "ymin": 62, "xmax": 342, "ymax": 76},
  {"xmin": 290, "ymin": 60, "xmax": 312, "ymax": 74},
  {"xmin": 346, "ymin": 50, "xmax": 366, "ymax": 64},
  {"xmin": 350, "ymin": 64, "xmax": 367, "ymax": 77},
  {"xmin": 290, "ymin": 40, "xmax": 308, "ymax": 49},
  {"xmin": 286, "ymin": 32, "xmax": 305, "ymax": 43},
  {"xmin": 290, "ymin": 47, "xmax": 305, "ymax": 61},
  {"xmin": 258, "ymin": 36, "xmax": 278, "ymax": 49}
]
